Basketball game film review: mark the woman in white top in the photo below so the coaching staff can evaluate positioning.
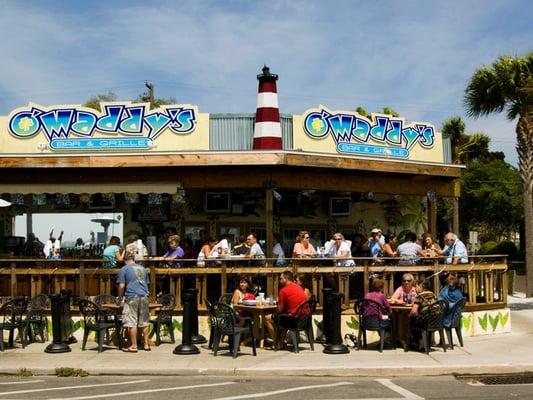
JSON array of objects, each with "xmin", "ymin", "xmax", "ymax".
[{"xmin": 328, "ymin": 233, "xmax": 354, "ymax": 266}]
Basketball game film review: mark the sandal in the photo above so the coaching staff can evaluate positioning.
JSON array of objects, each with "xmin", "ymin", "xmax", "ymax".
[
  {"xmin": 123, "ymin": 347, "xmax": 138, "ymax": 353},
  {"xmin": 143, "ymin": 347, "xmax": 151, "ymax": 351}
]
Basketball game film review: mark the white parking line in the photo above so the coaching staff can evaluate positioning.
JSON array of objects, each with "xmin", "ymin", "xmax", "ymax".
[
  {"xmin": 209, "ymin": 382, "xmax": 354, "ymax": 400},
  {"xmin": 0, "ymin": 380, "xmax": 45, "ymax": 385},
  {"xmin": 0, "ymin": 379, "xmax": 149, "ymax": 396},
  {"xmin": 49, "ymin": 381, "xmax": 237, "ymax": 400},
  {"xmin": 375, "ymin": 379, "xmax": 425, "ymax": 400}
]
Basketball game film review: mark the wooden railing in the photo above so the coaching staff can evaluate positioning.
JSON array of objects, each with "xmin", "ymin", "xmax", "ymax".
[{"xmin": 0, "ymin": 255, "xmax": 508, "ymax": 312}]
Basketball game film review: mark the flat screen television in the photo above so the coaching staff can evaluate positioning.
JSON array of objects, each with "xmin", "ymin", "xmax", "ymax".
[
  {"xmin": 204, "ymin": 192, "xmax": 231, "ymax": 213},
  {"xmin": 329, "ymin": 197, "xmax": 351, "ymax": 216}
]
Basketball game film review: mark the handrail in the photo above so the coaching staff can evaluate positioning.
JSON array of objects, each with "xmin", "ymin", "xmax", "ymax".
[{"xmin": 0, "ymin": 255, "xmax": 509, "ymax": 312}]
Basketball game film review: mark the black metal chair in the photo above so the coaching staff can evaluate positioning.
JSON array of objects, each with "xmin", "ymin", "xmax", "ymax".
[
  {"xmin": 149, "ymin": 293, "xmax": 176, "ymax": 346},
  {"xmin": 218, "ymin": 293, "xmax": 234, "ymax": 305},
  {"xmin": 94, "ymin": 294, "xmax": 122, "ymax": 343},
  {"xmin": 275, "ymin": 299, "xmax": 316, "ymax": 353},
  {"xmin": 444, "ymin": 298, "xmax": 466, "ymax": 349},
  {"xmin": 355, "ymin": 299, "xmax": 395, "ymax": 352},
  {"xmin": 0, "ymin": 297, "xmax": 28, "ymax": 351},
  {"xmin": 78, "ymin": 299, "xmax": 122, "ymax": 352},
  {"xmin": 410, "ymin": 299, "xmax": 447, "ymax": 354},
  {"xmin": 211, "ymin": 302, "xmax": 256, "ymax": 358},
  {"xmin": 23, "ymin": 294, "xmax": 49, "ymax": 344}
]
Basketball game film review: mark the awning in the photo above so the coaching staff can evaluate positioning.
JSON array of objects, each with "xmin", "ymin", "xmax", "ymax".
[{"xmin": 0, "ymin": 182, "xmax": 181, "ymax": 195}]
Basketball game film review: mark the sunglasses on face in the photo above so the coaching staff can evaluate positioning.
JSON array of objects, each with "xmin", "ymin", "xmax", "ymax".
[
  {"xmin": 303, "ymin": 236, "xmax": 310, "ymax": 239},
  {"xmin": 403, "ymin": 280, "xmax": 412, "ymax": 283}
]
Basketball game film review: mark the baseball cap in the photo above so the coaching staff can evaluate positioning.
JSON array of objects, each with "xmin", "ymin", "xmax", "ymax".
[{"xmin": 371, "ymin": 228, "xmax": 382, "ymax": 234}]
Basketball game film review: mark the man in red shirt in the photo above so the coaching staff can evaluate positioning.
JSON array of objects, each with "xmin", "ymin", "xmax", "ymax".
[{"xmin": 265, "ymin": 270, "xmax": 308, "ymax": 346}]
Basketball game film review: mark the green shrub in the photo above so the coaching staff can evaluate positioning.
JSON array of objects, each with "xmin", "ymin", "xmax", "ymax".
[
  {"xmin": 16, "ymin": 368, "xmax": 33, "ymax": 377},
  {"xmin": 55, "ymin": 367, "xmax": 89, "ymax": 377},
  {"xmin": 493, "ymin": 241, "xmax": 518, "ymax": 260},
  {"xmin": 479, "ymin": 241, "xmax": 498, "ymax": 254}
]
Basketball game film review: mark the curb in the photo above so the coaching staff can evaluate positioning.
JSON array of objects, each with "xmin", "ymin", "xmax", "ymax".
[{"xmin": 3, "ymin": 364, "xmax": 533, "ymax": 378}]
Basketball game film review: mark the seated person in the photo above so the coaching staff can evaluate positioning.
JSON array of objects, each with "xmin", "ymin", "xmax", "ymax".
[
  {"xmin": 272, "ymin": 233, "xmax": 287, "ymax": 266},
  {"xmin": 160, "ymin": 235, "xmax": 184, "ymax": 267},
  {"xmin": 363, "ymin": 278, "xmax": 392, "ymax": 328},
  {"xmin": 297, "ymin": 273, "xmax": 313, "ymax": 301},
  {"xmin": 231, "ymin": 276, "xmax": 256, "ymax": 305},
  {"xmin": 441, "ymin": 232, "xmax": 469, "ymax": 264},
  {"xmin": 382, "ymin": 234, "xmax": 398, "ymax": 259},
  {"xmin": 410, "ymin": 280, "xmax": 437, "ymax": 350},
  {"xmin": 389, "ymin": 273, "xmax": 417, "ymax": 305},
  {"xmin": 264, "ymin": 271, "xmax": 308, "ymax": 348},
  {"xmin": 325, "ymin": 233, "xmax": 355, "ymax": 266},
  {"xmin": 397, "ymin": 232, "xmax": 422, "ymax": 265},
  {"xmin": 103, "ymin": 236, "xmax": 124, "ymax": 269},
  {"xmin": 292, "ymin": 230, "xmax": 316, "ymax": 258},
  {"xmin": 437, "ymin": 274, "xmax": 465, "ymax": 327},
  {"xmin": 410, "ymin": 280, "xmax": 437, "ymax": 317},
  {"xmin": 197, "ymin": 237, "xmax": 217, "ymax": 267},
  {"xmin": 420, "ymin": 233, "xmax": 442, "ymax": 258},
  {"xmin": 233, "ymin": 236, "xmax": 251, "ymax": 255},
  {"xmin": 245, "ymin": 233, "xmax": 265, "ymax": 266},
  {"xmin": 363, "ymin": 228, "xmax": 384, "ymax": 263}
]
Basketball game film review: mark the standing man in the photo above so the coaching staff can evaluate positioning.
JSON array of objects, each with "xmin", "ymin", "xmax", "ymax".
[
  {"xmin": 117, "ymin": 244, "xmax": 150, "ymax": 352},
  {"xmin": 264, "ymin": 270, "xmax": 308, "ymax": 347},
  {"xmin": 441, "ymin": 232, "xmax": 469, "ymax": 264}
]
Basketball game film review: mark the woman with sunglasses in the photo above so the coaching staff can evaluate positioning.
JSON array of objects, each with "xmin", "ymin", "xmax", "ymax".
[
  {"xmin": 292, "ymin": 230, "xmax": 316, "ymax": 258},
  {"xmin": 389, "ymin": 273, "xmax": 417, "ymax": 305}
]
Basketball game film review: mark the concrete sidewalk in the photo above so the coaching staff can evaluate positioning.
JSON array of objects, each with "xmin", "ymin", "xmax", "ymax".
[{"xmin": 1, "ymin": 295, "xmax": 532, "ymax": 377}]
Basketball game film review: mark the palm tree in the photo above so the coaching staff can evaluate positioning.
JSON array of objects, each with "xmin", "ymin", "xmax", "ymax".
[{"xmin": 465, "ymin": 52, "xmax": 533, "ymax": 297}]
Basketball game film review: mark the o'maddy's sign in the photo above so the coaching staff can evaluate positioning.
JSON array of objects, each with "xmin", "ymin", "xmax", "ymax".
[
  {"xmin": 8, "ymin": 102, "xmax": 197, "ymax": 151},
  {"xmin": 302, "ymin": 106, "xmax": 436, "ymax": 159}
]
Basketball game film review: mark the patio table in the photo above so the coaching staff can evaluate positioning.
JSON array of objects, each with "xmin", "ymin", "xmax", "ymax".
[{"xmin": 234, "ymin": 303, "xmax": 277, "ymax": 347}]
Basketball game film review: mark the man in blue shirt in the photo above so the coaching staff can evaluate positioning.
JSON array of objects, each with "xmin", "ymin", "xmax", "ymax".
[
  {"xmin": 117, "ymin": 244, "xmax": 150, "ymax": 352},
  {"xmin": 364, "ymin": 228, "xmax": 385, "ymax": 261},
  {"xmin": 441, "ymin": 232, "xmax": 469, "ymax": 264}
]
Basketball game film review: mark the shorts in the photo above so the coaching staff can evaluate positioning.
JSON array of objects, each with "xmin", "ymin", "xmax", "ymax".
[{"xmin": 122, "ymin": 296, "xmax": 149, "ymax": 328}]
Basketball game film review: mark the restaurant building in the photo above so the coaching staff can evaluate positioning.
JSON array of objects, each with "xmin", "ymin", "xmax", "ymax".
[{"xmin": 0, "ymin": 66, "xmax": 461, "ymax": 257}]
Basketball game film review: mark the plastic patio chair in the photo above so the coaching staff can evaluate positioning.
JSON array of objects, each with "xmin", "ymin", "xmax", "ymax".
[
  {"xmin": 410, "ymin": 299, "xmax": 447, "ymax": 354},
  {"xmin": 211, "ymin": 302, "xmax": 256, "ymax": 358},
  {"xmin": 275, "ymin": 298, "xmax": 317, "ymax": 353},
  {"xmin": 444, "ymin": 297, "xmax": 467, "ymax": 349},
  {"xmin": 149, "ymin": 293, "xmax": 176, "ymax": 345},
  {"xmin": 23, "ymin": 294, "xmax": 49, "ymax": 343},
  {"xmin": 355, "ymin": 299, "xmax": 395, "ymax": 352},
  {"xmin": 0, "ymin": 297, "xmax": 28, "ymax": 351},
  {"xmin": 78, "ymin": 299, "xmax": 122, "ymax": 352}
]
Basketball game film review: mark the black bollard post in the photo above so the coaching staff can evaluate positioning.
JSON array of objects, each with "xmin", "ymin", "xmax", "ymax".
[
  {"xmin": 45, "ymin": 294, "xmax": 72, "ymax": 353},
  {"xmin": 318, "ymin": 288, "xmax": 333, "ymax": 344},
  {"xmin": 190, "ymin": 288, "xmax": 207, "ymax": 344},
  {"xmin": 173, "ymin": 288, "xmax": 200, "ymax": 354},
  {"xmin": 323, "ymin": 291, "xmax": 349, "ymax": 354}
]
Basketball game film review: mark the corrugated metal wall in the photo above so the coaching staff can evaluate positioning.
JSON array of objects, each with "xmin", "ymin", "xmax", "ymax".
[
  {"xmin": 210, "ymin": 113, "xmax": 453, "ymax": 163},
  {"xmin": 442, "ymin": 136, "xmax": 452, "ymax": 164},
  {"xmin": 210, "ymin": 113, "xmax": 293, "ymax": 150}
]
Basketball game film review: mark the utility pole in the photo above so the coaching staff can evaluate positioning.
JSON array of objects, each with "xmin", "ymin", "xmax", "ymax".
[{"xmin": 145, "ymin": 81, "xmax": 154, "ymax": 106}]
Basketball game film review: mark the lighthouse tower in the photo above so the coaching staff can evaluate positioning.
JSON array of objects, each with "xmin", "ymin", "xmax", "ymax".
[{"xmin": 253, "ymin": 65, "xmax": 282, "ymax": 150}]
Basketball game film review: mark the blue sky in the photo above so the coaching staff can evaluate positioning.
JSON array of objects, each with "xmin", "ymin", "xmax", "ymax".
[{"xmin": 0, "ymin": 0, "xmax": 531, "ymax": 165}]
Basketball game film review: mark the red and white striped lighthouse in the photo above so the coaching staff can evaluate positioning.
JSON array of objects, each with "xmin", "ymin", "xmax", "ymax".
[{"xmin": 253, "ymin": 65, "xmax": 282, "ymax": 150}]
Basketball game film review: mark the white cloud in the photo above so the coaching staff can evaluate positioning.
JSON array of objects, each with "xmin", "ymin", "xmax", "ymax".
[{"xmin": 0, "ymin": 0, "xmax": 530, "ymax": 164}]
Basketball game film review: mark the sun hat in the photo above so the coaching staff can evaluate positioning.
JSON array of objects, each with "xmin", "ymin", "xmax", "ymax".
[{"xmin": 371, "ymin": 228, "xmax": 382, "ymax": 233}]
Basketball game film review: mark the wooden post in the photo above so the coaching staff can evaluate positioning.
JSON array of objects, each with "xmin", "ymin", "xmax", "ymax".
[
  {"xmin": 10, "ymin": 262, "xmax": 16, "ymax": 297},
  {"xmin": 149, "ymin": 262, "xmax": 156, "ymax": 302},
  {"xmin": 428, "ymin": 196, "xmax": 437, "ymax": 237},
  {"xmin": 221, "ymin": 265, "xmax": 227, "ymax": 298},
  {"xmin": 265, "ymin": 188, "xmax": 274, "ymax": 259},
  {"xmin": 452, "ymin": 197, "xmax": 460, "ymax": 234},
  {"xmin": 79, "ymin": 263, "xmax": 86, "ymax": 299}
]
